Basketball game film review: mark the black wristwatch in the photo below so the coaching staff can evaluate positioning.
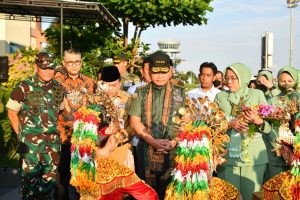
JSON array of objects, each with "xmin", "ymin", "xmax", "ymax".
[
  {"xmin": 270, "ymin": 85, "xmax": 276, "ymax": 90},
  {"xmin": 259, "ymin": 121, "xmax": 265, "ymax": 130}
]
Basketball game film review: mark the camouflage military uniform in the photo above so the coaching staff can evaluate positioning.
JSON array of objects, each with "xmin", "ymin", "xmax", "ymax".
[
  {"xmin": 6, "ymin": 74, "xmax": 63, "ymax": 200},
  {"xmin": 121, "ymin": 71, "xmax": 141, "ymax": 91}
]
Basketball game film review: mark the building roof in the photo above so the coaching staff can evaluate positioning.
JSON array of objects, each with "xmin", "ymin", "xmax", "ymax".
[{"xmin": 0, "ymin": 0, "xmax": 118, "ymax": 26}]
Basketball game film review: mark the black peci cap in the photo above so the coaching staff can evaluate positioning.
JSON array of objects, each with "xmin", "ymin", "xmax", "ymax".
[{"xmin": 101, "ymin": 65, "xmax": 121, "ymax": 82}]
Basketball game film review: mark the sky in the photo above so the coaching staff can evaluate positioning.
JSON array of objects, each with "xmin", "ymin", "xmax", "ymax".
[{"xmin": 135, "ymin": 0, "xmax": 300, "ymax": 76}]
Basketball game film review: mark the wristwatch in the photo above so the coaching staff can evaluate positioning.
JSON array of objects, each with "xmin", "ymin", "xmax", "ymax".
[
  {"xmin": 259, "ymin": 121, "xmax": 265, "ymax": 130},
  {"xmin": 270, "ymin": 85, "xmax": 276, "ymax": 90}
]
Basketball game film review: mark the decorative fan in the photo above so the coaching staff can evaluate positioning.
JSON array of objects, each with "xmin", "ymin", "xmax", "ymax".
[
  {"xmin": 165, "ymin": 96, "xmax": 229, "ymax": 199},
  {"xmin": 70, "ymin": 87, "xmax": 127, "ymax": 194}
]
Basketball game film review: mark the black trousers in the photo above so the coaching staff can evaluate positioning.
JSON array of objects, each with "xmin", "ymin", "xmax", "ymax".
[
  {"xmin": 133, "ymin": 141, "xmax": 146, "ymax": 180},
  {"xmin": 57, "ymin": 143, "xmax": 79, "ymax": 200},
  {"xmin": 133, "ymin": 140, "xmax": 171, "ymax": 200}
]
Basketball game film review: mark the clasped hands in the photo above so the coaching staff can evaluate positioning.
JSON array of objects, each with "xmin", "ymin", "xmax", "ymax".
[
  {"xmin": 150, "ymin": 138, "xmax": 176, "ymax": 154},
  {"xmin": 229, "ymin": 109, "xmax": 264, "ymax": 133}
]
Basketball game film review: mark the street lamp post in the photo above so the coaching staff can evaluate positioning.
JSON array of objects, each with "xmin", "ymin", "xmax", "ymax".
[{"xmin": 287, "ymin": 0, "xmax": 299, "ymax": 67}]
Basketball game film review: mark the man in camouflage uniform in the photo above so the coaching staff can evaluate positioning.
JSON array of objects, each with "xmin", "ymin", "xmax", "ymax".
[
  {"xmin": 96, "ymin": 66, "xmax": 134, "ymax": 169},
  {"xmin": 55, "ymin": 48, "xmax": 94, "ymax": 199},
  {"xmin": 113, "ymin": 53, "xmax": 140, "ymax": 91},
  {"xmin": 6, "ymin": 52, "xmax": 64, "ymax": 200},
  {"xmin": 129, "ymin": 53, "xmax": 185, "ymax": 200}
]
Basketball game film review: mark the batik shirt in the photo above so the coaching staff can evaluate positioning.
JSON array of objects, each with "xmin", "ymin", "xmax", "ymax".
[{"xmin": 55, "ymin": 73, "xmax": 94, "ymax": 143}]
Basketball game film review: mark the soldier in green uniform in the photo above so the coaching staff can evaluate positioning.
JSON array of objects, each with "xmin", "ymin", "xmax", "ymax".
[
  {"xmin": 6, "ymin": 52, "xmax": 64, "ymax": 200},
  {"xmin": 256, "ymin": 70, "xmax": 280, "ymax": 100},
  {"xmin": 113, "ymin": 53, "xmax": 141, "ymax": 91},
  {"xmin": 129, "ymin": 53, "xmax": 185, "ymax": 200},
  {"xmin": 214, "ymin": 63, "xmax": 272, "ymax": 200},
  {"xmin": 265, "ymin": 66, "xmax": 300, "ymax": 179}
]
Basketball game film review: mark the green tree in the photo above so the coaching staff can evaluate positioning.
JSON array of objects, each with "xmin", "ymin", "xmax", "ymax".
[
  {"xmin": 44, "ymin": 19, "xmax": 118, "ymax": 58},
  {"xmin": 43, "ymin": 0, "xmax": 213, "ymax": 75},
  {"xmin": 101, "ymin": 0, "xmax": 214, "ymax": 64}
]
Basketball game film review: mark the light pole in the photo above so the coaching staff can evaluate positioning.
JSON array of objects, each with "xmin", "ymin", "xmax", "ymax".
[{"xmin": 287, "ymin": 0, "xmax": 299, "ymax": 67}]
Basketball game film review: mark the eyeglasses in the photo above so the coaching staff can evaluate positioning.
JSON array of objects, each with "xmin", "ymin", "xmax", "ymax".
[
  {"xmin": 224, "ymin": 76, "xmax": 238, "ymax": 82},
  {"xmin": 64, "ymin": 60, "xmax": 81, "ymax": 66}
]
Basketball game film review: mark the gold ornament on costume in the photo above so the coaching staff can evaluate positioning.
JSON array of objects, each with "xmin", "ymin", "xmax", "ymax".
[{"xmin": 172, "ymin": 96, "xmax": 229, "ymax": 170}]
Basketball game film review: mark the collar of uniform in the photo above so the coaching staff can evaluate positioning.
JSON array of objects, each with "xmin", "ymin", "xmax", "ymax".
[
  {"xmin": 152, "ymin": 82, "xmax": 167, "ymax": 91},
  {"xmin": 199, "ymin": 85, "xmax": 215, "ymax": 93},
  {"xmin": 33, "ymin": 74, "xmax": 53, "ymax": 87},
  {"xmin": 64, "ymin": 73, "xmax": 84, "ymax": 81}
]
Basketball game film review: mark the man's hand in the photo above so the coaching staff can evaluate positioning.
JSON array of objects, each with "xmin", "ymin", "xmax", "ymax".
[{"xmin": 150, "ymin": 139, "xmax": 172, "ymax": 154}]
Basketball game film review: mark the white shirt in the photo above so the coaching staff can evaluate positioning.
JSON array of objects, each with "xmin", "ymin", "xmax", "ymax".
[
  {"xmin": 127, "ymin": 80, "xmax": 148, "ymax": 147},
  {"xmin": 187, "ymin": 86, "xmax": 221, "ymax": 102},
  {"xmin": 127, "ymin": 80, "xmax": 147, "ymax": 95}
]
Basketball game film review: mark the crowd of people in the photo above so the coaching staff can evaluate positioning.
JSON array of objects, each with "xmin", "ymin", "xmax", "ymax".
[{"xmin": 5, "ymin": 48, "xmax": 300, "ymax": 200}]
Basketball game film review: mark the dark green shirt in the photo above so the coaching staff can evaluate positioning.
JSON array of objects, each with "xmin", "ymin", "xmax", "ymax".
[{"xmin": 129, "ymin": 82, "xmax": 185, "ymax": 139}]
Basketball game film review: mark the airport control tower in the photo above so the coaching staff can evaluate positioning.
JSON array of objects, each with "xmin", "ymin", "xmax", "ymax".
[{"xmin": 158, "ymin": 40, "xmax": 180, "ymax": 68}]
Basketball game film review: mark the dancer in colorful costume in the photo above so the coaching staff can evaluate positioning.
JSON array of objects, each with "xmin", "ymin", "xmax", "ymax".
[
  {"xmin": 262, "ymin": 67, "xmax": 300, "ymax": 200},
  {"xmin": 262, "ymin": 112, "xmax": 300, "ymax": 200},
  {"xmin": 69, "ymin": 87, "xmax": 157, "ymax": 200},
  {"xmin": 165, "ymin": 97, "xmax": 240, "ymax": 200}
]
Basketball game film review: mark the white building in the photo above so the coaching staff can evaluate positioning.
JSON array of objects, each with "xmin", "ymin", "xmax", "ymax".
[
  {"xmin": 158, "ymin": 40, "xmax": 180, "ymax": 67},
  {"xmin": 0, "ymin": 14, "xmax": 46, "ymax": 56}
]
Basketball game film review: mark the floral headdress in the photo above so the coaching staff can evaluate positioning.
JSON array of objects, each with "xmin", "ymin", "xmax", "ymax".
[{"xmin": 165, "ymin": 96, "xmax": 229, "ymax": 199}]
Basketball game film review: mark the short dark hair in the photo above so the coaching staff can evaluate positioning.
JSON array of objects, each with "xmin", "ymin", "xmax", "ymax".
[
  {"xmin": 64, "ymin": 48, "xmax": 81, "ymax": 57},
  {"xmin": 216, "ymin": 70, "xmax": 223, "ymax": 76},
  {"xmin": 199, "ymin": 62, "xmax": 218, "ymax": 75},
  {"xmin": 142, "ymin": 57, "xmax": 150, "ymax": 68}
]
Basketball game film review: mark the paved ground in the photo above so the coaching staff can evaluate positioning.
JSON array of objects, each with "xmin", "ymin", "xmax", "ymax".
[{"xmin": 0, "ymin": 168, "xmax": 19, "ymax": 200}]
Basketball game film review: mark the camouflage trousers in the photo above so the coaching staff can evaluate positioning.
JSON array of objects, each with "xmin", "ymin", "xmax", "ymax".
[{"xmin": 19, "ymin": 132, "xmax": 60, "ymax": 200}]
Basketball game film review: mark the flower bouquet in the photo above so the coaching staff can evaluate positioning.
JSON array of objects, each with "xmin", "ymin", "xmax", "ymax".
[{"xmin": 231, "ymin": 101, "xmax": 295, "ymax": 162}]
